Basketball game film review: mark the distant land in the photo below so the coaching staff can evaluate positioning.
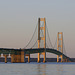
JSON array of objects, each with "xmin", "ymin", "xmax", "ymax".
[{"xmin": 0, "ymin": 57, "xmax": 75, "ymax": 62}]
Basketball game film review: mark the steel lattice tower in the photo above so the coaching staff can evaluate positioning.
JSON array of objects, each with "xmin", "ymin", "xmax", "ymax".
[
  {"xmin": 37, "ymin": 18, "xmax": 46, "ymax": 63},
  {"xmin": 57, "ymin": 32, "xmax": 63, "ymax": 62}
]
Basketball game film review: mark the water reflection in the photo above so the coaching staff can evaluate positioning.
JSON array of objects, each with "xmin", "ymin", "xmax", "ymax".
[
  {"xmin": 37, "ymin": 64, "xmax": 46, "ymax": 75},
  {"xmin": 37, "ymin": 63, "xmax": 64, "ymax": 75},
  {"xmin": 57, "ymin": 64, "xmax": 63, "ymax": 75}
]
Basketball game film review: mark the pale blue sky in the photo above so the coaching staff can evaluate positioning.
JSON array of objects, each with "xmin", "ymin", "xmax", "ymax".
[{"xmin": 0, "ymin": 0, "xmax": 75, "ymax": 57}]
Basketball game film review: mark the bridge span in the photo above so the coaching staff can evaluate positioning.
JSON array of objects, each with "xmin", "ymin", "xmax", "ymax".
[
  {"xmin": 0, "ymin": 18, "xmax": 72, "ymax": 63},
  {"xmin": 0, "ymin": 48, "xmax": 72, "ymax": 63}
]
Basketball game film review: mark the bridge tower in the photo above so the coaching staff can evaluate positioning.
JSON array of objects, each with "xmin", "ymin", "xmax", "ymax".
[
  {"xmin": 57, "ymin": 32, "xmax": 63, "ymax": 62},
  {"xmin": 37, "ymin": 18, "xmax": 46, "ymax": 63}
]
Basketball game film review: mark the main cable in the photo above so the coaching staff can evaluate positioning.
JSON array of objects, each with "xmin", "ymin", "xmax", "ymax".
[
  {"xmin": 24, "ymin": 23, "xmax": 38, "ymax": 49},
  {"xmin": 46, "ymin": 24, "xmax": 53, "ymax": 48}
]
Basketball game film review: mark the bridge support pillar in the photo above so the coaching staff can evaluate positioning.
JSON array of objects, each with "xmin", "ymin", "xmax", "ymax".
[
  {"xmin": 15, "ymin": 55, "xmax": 21, "ymax": 63},
  {"xmin": 57, "ymin": 55, "xmax": 59, "ymax": 62},
  {"xmin": 37, "ymin": 18, "xmax": 46, "ymax": 63},
  {"xmin": 11, "ymin": 54, "xmax": 21, "ymax": 63},
  {"xmin": 57, "ymin": 32, "xmax": 63, "ymax": 62},
  {"xmin": 25, "ymin": 54, "xmax": 30, "ymax": 63},
  {"xmin": 5, "ymin": 55, "xmax": 7, "ymax": 63},
  {"xmin": 28, "ymin": 54, "xmax": 30, "ymax": 63},
  {"xmin": 4, "ymin": 55, "xmax": 8, "ymax": 63},
  {"xmin": 60, "ymin": 55, "xmax": 63, "ymax": 62},
  {"xmin": 37, "ymin": 53, "xmax": 40, "ymax": 63},
  {"xmin": 21, "ymin": 50, "xmax": 25, "ymax": 63},
  {"xmin": 11, "ymin": 54, "xmax": 15, "ymax": 63},
  {"xmin": 43, "ymin": 52, "xmax": 46, "ymax": 63}
]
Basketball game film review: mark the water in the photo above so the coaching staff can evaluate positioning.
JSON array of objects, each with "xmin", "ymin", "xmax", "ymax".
[{"xmin": 0, "ymin": 62, "xmax": 75, "ymax": 75}]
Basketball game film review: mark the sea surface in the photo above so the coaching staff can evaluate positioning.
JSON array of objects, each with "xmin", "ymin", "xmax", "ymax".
[{"xmin": 0, "ymin": 62, "xmax": 75, "ymax": 75}]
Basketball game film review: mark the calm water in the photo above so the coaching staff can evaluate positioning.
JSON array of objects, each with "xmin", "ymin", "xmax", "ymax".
[{"xmin": 0, "ymin": 62, "xmax": 75, "ymax": 75}]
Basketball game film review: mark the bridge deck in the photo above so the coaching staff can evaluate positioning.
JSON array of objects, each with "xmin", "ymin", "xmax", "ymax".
[{"xmin": 0, "ymin": 48, "xmax": 72, "ymax": 61}]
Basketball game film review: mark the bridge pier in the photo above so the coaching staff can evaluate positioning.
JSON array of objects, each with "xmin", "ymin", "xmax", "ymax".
[
  {"xmin": 43, "ymin": 55, "xmax": 46, "ymax": 63},
  {"xmin": 11, "ymin": 54, "xmax": 15, "ymax": 63},
  {"xmin": 4, "ymin": 55, "xmax": 8, "ymax": 63},
  {"xmin": 57, "ymin": 32, "xmax": 63, "ymax": 62},
  {"xmin": 37, "ymin": 53, "xmax": 40, "ymax": 63},
  {"xmin": 57, "ymin": 55, "xmax": 59, "ymax": 62},
  {"xmin": 61, "ymin": 55, "xmax": 63, "ymax": 62},
  {"xmin": 57, "ymin": 55, "xmax": 63, "ymax": 62},
  {"xmin": 21, "ymin": 49, "xmax": 30, "ymax": 63},
  {"xmin": 5, "ymin": 55, "xmax": 7, "ymax": 63},
  {"xmin": 15, "ymin": 55, "xmax": 21, "ymax": 63},
  {"xmin": 25, "ymin": 54, "xmax": 30, "ymax": 63},
  {"xmin": 11, "ymin": 54, "xmax": 21, "ymax": 63},
  {"xmin": 28, "ymin": 54, "xmax": 30, "ymax": 63},
  {"xmin": 11, "ymin": 50, "xmax": 31, "ymax": 63},
  {"xmin": 11, "ymin": 50, "xmax": 26, "ymax": 63},
  {"xmin": 21, "ymin": 50, "xmax": 25, "ymax": 63},
  {"xmin": 37, "ymin": 52, "xmax": 46, "ymax": 63},
  {"xmin": 42, "ymin": 52, "xmax": 46, "ymax": 63}
]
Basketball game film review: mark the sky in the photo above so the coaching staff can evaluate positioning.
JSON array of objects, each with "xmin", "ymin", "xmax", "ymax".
[{"xmin": 0, "ymin": 0, "xmax": 75, "ymax": 58}]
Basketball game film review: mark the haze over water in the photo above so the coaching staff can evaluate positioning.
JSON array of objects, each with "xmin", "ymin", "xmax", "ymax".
[{"xmin": 0, "ymin": 62, "xmax": 75, "ymax": 75}]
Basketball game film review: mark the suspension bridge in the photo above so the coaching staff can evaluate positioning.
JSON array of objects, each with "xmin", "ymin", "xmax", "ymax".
[{"xmin": 0, "ymin": 18, "xmax": 72, "ymax": 63}]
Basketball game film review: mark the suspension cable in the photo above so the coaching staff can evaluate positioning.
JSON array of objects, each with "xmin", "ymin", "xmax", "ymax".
[
  {"xmin": 53, "ymin": 37, "xmax": 57, "ymax": 49},
  {"xmin": 63, "ymin": 39, "xmax": 67, "ymax": 56},
  {"xmin": 24, "ymin": 23, "xmax": 38, "ymax": 49},
  {"xmin": 31, "ymin": 39, "xmax": 38, "ymax": 48},
  {"xmin": 46, "ymin": 24, "xmax": 53, "ymax": 48}
]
